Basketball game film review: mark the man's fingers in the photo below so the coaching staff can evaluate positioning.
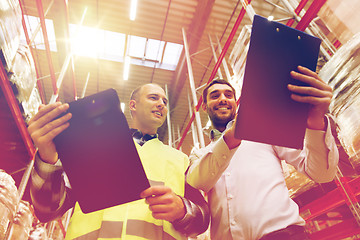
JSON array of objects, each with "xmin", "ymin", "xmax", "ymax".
[
  {"xmin": 148, "ymin": 204, "xmax": 171, "ymax": 213},
  {"xmin": 290, "ymin": 71, "xmax": 331, "ymax": 92},
  {"xmin": 290, "ymin": 94, "xmax": 332, "ymax": 106},
  {"xmin": 29, "ymin": 111, "xmax": 72, "ymax": 141},
  {"xmin": 296, "ymin": 66, "xmax": 320, "ymax": 80},
  {"xmin": 29, "ymin": 102, "xmax": 62, "ymax": 124},
  {"xmin": 33, "ymin": 121, "xmax": 70, "ymax": 146},
  {"xmin": 140, "ymin": 185, "xmax": 170, "ymax": 198},
  {"xmin": 28, "ymin": 104, "xmax": 70, "ymax": 135},
  {"xmin": 287, "ymin": 84, "xmax": 333, "ymax": 98},
  {"xmin": 290, "ymin": 66, "xmax": 332, "ymax": 92}
]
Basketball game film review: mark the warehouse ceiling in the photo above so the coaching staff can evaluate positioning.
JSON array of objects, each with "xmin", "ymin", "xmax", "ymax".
[{"xmin": 20, "ymin": 0, "xmax": 315, "ymax": 154}]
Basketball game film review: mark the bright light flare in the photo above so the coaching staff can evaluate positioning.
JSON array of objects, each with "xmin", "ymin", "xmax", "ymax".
[{"xmin": 71, "ymin": 26, "xmax": 102, "ymax": 58}]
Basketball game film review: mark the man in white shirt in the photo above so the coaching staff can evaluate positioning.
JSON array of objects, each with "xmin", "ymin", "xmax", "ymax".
[{"xmin": 186, "ymin": 66, "xmax": 339, "ymax": 240}]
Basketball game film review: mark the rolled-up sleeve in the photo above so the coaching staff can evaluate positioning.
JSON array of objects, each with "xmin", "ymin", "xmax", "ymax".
[{"xmin": 30, "ymin": 153, "xmax": 74, "ymax": 222}]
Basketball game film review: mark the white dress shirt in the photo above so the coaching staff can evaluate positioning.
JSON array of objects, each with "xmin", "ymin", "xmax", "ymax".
[{"xmin": 187, "ymin": 117, "xmax": 339, "ymax": 240}]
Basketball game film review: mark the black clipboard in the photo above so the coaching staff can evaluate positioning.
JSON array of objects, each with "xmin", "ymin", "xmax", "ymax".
[
  {"xmin": 54, "ymin": 88, "xmax": 150, "ymax": 213},
  {"xmin": 234, "ymin": 15, "xmax": 321, "ymax": 149}
]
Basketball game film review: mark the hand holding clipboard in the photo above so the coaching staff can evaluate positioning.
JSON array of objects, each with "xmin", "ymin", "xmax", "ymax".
[{"xmin": 234, "ymin": 15, "xmax": 332, "ymax": 149}]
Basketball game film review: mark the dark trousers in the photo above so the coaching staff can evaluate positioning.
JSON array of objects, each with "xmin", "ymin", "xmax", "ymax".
[{"xmin": 259, "ymin": 225, "xmax": 309, "ymax": 240}]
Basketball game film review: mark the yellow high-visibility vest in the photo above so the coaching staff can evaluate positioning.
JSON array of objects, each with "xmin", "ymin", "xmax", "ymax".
[{"xmin": 65, "ymin": 138, "xmax": 189, "ymax": 240}]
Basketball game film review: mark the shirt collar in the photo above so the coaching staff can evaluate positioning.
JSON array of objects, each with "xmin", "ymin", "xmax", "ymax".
[
  {"xmin": 130, "ymin": 128, "xmax": 158, "ymax": 145},
  {"xmin": 209, "ymin": 120, "xmax": 234, "ymax": 141}
]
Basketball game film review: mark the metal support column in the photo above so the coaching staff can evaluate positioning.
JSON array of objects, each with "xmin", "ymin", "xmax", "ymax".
[
  {"xmin": 49, "ymin": 7, "xmax": 88, "ymax": 104},
  {"xmin": 286, "ymin": 0, "xmax": 309, "ymax": 27},
  {"xmin": 19, "ymin": 0, "xmax": 54, "ymax": 103},
  {"xmin": 60, "ymin": 0, "xmax": 78, "ymax": 100},
  {"xmin": 172, "ymin": 125, "xmax": 177, "ymax": 149},
  {"xmin": 80, "ymin": 72, "xmax": 91, "ymax": 99},
  {"xmin": 182, "ymin": 27, "xmax": 205, "ymax": 148},
  {"xmin": 215, "ymin": 35, "xmax": 232, "ymax": 82},
  {"xmin": 335, "ymin": 168, "xmax": 360, "ymax": 226},
  {"xmin": 208, "ymin": 34, "xmax": 223, "ymax": 79},
  {"xmin": 188, "ymin": 92, "xmax": 199, "ymax": 149},
  {"xmin": 4, "ymin": 157, "xmax": 35, "ymax": 240},
  {"xmin": 0, "ymin": 64, "xmax": 35, "ymax": 157},
  {"xmin": 295, "ymin": 0, "xmax": 327, "ymax": 32},
  {"xmin": 240, "ymin": 0, "xmax": 256, "ymax": 21},
  {"xmin": 35, "ymin": 0, "xmax": 57, "ymax": 95},
  {"xmin": 165, "ymin": 84, "xmax": 172, "ymax": 147}
]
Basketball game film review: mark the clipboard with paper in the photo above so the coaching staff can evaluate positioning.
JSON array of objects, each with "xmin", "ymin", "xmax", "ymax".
[
  {"xmin": 234, "ymin": 15, "xmax": 322, "ymax": 149},
  {"xmin": 54, "ymin": 88, "xmax": 150, "ymax": 213}
]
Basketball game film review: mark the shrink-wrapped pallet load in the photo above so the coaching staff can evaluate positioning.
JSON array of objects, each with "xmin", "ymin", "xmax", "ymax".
[
  {"xmin": 0, "ymin": 170, "xmax": 19, "ymax": 239},
  {"xmin": 319, "ymin": 32, "xmax": 360, "ymax": 172},
  {"xmin": 0, "ymin": 0, "xmax": 22, "ymax": 69},
  {"xmin": 8, "ymin": 200, "xmax": 33, "ymax": 240},
  {"xmin": 29, "ymin": 223, "xmax": 48, "ymax": 240}
]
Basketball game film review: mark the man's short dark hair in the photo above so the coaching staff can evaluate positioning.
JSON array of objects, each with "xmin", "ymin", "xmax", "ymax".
[{"xmin": 202, "ymin": 79, "xmax": 236, "ymax": 103}]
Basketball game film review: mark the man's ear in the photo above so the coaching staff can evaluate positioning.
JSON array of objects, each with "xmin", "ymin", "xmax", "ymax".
[
  {"xmin": 201, "ymin": 102, "xmax": 207, "ymax": 112},
  {"xmin": 129, "ymin": 100, "xmax": 136, "ymax": 112}
]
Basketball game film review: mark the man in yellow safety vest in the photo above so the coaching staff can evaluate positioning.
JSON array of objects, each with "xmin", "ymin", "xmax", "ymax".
[{"xmin": 28, "ymin": 83, "xmax": 210, "ymax": 239}]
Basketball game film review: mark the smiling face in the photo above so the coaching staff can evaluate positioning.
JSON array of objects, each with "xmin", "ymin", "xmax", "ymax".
[
  {"xmin": 129, "ymin": 84, "xmax": 168, "ymax": 135},
  {"xmin": 203, "ymin": 83, "xmax": 237, "ymax": 132}
]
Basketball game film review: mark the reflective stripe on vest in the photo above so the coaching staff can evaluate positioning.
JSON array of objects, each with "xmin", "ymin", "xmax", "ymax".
[
  {"xmin": 73, "ymin": 221, "xmax": 123, "ymax": 239},
  {"xmin": 72, "ymin": 220, "xmax": 176, "ymax": 240},
  {"xmin": 127, "ymin": 219, "xmax": 176, "ymax": 240}
]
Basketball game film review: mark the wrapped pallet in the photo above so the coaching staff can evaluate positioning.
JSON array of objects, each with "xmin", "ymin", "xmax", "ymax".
[
  {"xmin": 8, "ymin": 200, "xmax": 34, "ymax": 240},
  {"xmin": 8, "ymin": 44, "xmax": 37, "ymax": 103},
  {"xmin": 0, "ymin": 0, "xmax": 22, "ymax": 69},
  {"xmin": 8, "ymin": 43, "xmax": 41, "ymax": 122},
  {"xmin": 0, "ymin": 170, "xmax": 19, "ymax": 239},
  {"xmin": 29, "ymin": 223, "xmax": 48, "ymax": 240},
  {"xmin": 319, "ymin": 32, "xmax": 360, "ymax": 172},
  {"xmin": 282, "ymin": 161, "xmax": 318, "ymax": 199}
]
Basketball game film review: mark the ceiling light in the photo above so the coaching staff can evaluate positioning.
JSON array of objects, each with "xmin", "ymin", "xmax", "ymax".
[
  {"xmin": 130, "ymin": 0, "xmax": 138, "ymax": 21},
  {"xmin": 267, "ymin": 16, "xmax": 274, "ymax": 21}
]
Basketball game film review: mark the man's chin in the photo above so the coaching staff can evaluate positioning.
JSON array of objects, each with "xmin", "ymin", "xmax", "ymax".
[
  {"xmin": 214, "ymin": 113, "xmax": 235, "ymax": 122},
  {"xmin": 216, "ymin": 114, "xmax": 233, "ymax": 121},
  {"xmin": 212, "ymin": 118, "xmax": 231, "ymax": 126}
]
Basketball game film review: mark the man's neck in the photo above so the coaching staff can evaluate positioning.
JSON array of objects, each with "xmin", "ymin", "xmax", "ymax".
[
  {"xmin": 213, "ymin": 125, "xmax": 226, "ymax": 133},
  {"xmin": 131, "ymin": 120, "xmax": 158, "ymax": 135},
  {"xmin": 212, "ymin": 119, "xmax": 233, "ymax": 133},
  {"xmin": 132, "ymin": 126, "xmax": 157, "ymax": 135}
]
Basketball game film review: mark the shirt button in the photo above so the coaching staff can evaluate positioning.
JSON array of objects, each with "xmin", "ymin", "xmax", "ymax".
[
  {"xmin": 231, "ymin": 220, "xmax": 236, "ymax": 226},
  {"xmin": 226, "ymin": 172, "xmax": 230, "ymax": 176},
  {"xmin": 227, "ymin": 194, "xmax": 233, "ymax": 199},
  {"xmin": 211, "ymin": 172, "xmax": 215, "ymax": 176},
  {"xmin": 222, "ymin": 154, "xmax": 227, "ymax": 159}
]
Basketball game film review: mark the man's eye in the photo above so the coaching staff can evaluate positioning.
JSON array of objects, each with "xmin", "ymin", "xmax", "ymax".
[{"xmin": 211, "ymin": 95, "xmax": 219, "ymax": 99}]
